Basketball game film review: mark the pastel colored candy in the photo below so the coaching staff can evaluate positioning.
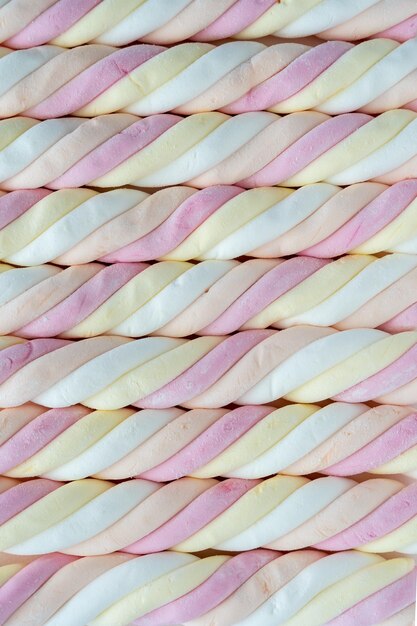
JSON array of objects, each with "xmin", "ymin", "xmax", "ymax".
[
  {"xmin": 1, "ymin": 39, "xmax": 417, "ymax": 118},
  {"xmin": 0, "ymin": 110, "xmax": 417, "ymax": 189},
  {"xmin": 0, "ymin": 402, "xmax": 416, "ymax": 481},
  {"xmin": 1, "ymin": 0, "xmax": 416, "ymax": 48},
  {"xmin": 0, "ymin": 550, "xmax": 414, "ymax": 626},
  {"xmin": 2, "ymin": 327, "xmax": 417, "ymax": 409},
  {"xmin": 1, "ymin": 181, "xmax": 416, "ymax": 265},
  {"xmin": 0, "ymin": 475, "xmax": 417, "ymax": 556},
  {"xmin": 1, "ymin": 254, "xmax": 417, "ymax": 337}
]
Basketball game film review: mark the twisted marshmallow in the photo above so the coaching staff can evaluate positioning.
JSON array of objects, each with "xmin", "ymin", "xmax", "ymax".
[
  {"xmin": 2, "ymin": 39, "xmax": 417, "ymax": 118},
  {"xmin": 2, "ymin": 327, "xmax": 417, "ymax": 408},
  {"xmin": 2, "ymin": 255, "xmax": 417, "ymax": 338},
  {"xmin": 1, "ymin": 181, "xmax": 417, "ymax": 265},
  {"xmin": 1, "ymin": 110, "xmax": 417, "ymax": 190},
  {"xmin": 0, "ymin": 475, "xmax": 416, "ymax": 556},
  {"xmin": 1, "ymin": 0, "xmax": 416, "ymax": 48},
  {"xmin": 1, "ymin": 550, "xmax": 415, "ymax": 626},
  {"xmin": 1, "ymin": 402, "xmax": 416, "ymax": 481}
]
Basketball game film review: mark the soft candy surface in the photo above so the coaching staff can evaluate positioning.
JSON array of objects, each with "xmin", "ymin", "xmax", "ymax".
[
  {"xmin": 0, "ymin": 402, "xmax": 416, "ymax": 480},
  {"xmin": 1, "ymin": 0, "xmax": 416, "ymax": 47},
  {"xmin": 0, "ymin": 475, "xmax": 416, "ymax": 555},
  {"xmin": 1, "ymin": 255, "xmax": 417, "ymax": 338},
  {"xmin": 2, "ymin": 328, "xmax": 417, "ymax": 408},
  {"xmin": 0, "ymin": 39, "xmax": 416, "ymax": 118},
  {"xmin": 0, "ymin": 549, "xmax": 415, "ymax": 626},
  {"xmin": 1, "ymin": 181, "xmax": 417, "ymax": 265},
  {"xmin": 0, "ymin": 111, "xmax": 417, "ymax": 189}
]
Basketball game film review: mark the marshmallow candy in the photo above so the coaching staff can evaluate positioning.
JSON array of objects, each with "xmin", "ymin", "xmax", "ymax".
[
  {"xmin": 1, "ymin": 0, "xmax": 416, "ymax": 47},
  {"xmin": 0, "ymin": 475, "xmax": 416, "ymax": 555},
  {"xmin": 1, "ymin": 181, "xmax": 417, "ymax": 265},
  {"xmin": 1, "ymin": 39, "xmax": 417, "ymax": 118},
  {"xmin": 0, "ymin": 549, "xmax": 415, "ymax": 626},
  {"xmin": 1, "ymin": 255, "xmax": 417, "ymax": 337},
  {"xmin": 0, "ymin": 475, "xmax": 417, "ymax": 556},
  {"xmin": 0, "ymin": 111, "xmax": 417, "ymax": 189},
  {"xmin": 2, "ymin": 328, "xmax": 417, "ymax": 408},
  {"xmin": 0, "ymin": 402, "xmax": 416, "ymax": 480}
]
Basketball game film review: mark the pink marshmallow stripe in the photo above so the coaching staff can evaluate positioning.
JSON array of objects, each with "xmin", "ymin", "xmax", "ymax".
[
  {"xmin": 226, "ymin": 41, "xmax": 353, "ymax": 114},
  {"xmin": 240, "ymin": 113, "xmax": 370, "ymax": 187},
  {"xmin": 125, "ymin": 478, "xmax": 258, "ymax": 553},
  {"xmin": 134, "ymin": 329, "xmax": 274, "ymax": 409},
  {"xmin": 0, "ymin": 189, "xmax": 51, "ymax": 229},
  {"xmin": 26, "ymin": 45, "xmax": 165, "ymax": 119},
  {"xmin": 335, "ymin": 343, "xmax": 417, "ymax": 403},
  {"xmin": 381, "ymin": 301, "xmax": 417, "ymax": 333},
  {"xmin": 0, "ymin": 478, "xmax": 59, "ymax": 525},
  {"xmin": 324, "ymin": 412, "xmax": 417, "ymax": 476},
  {"xmin": 192, "ymin": 0, "xmax": 276, "ymax": 40},
  {"xmin": 0, "ymin": 339, "xmax": 70, "ymax": 385},
  {"xmin": 141, "ymin": 405, "xmax": 273, "ymax": 481},
  {"xmin": 0, "ymin": 553, "xmax": 77, "ymax": 624},
  {"xmin": 133, "ymin": 550, "xmax": 276, "ymax": 626},
  {"xmin": 374, "ymin": 13, "xmax": 417, "ymax": 42},
  {"xmin": 17, "ymin": 263, "xmax": 147, "ymax": 338},
  {"xmin": 101, "ymin": 185, "xmax": 243, "ymax": 263},
  {"xmin": 49, "ymin": 114, "xmax": 180, "ymax": 189},
  {"xmin": 327, "ymin": 568, "xmax": 416, "ymax": 626},
  {"xmin": 304, "ymin": 178, "xmax": 417, "ymax": 257},
  {"xmin": 201, "ymin": 256, "xmax": 328, "ymax": 335},
  {"xmin": 5, "ymin": 0, "xmax": 100, "ymax": 48},
  {"xmin": 0, "ymin": 406, "xmax": 90, "ymax": 474},
  {"xmin": 315, "ymin": 482, "xmax": 417, "ymax": 551}
]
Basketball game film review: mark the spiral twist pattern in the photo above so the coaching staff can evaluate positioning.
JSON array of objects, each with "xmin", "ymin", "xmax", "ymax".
[
  {"xmin": 1, "ymin": 39, "xmax": 417, "ymax": 118},
  {"xmin": 1, "ymin": 110, "xmax": 417, "ymax": 190},
  {"xmin": 0, "ymin": 549, "xmax": 415, "ymax": 626},
  {"xmin": 1, "ymin": 475, "xmax": 417, "ymax": 556},
  {"xmin": 1, "ymin": 0, "xmax": 415, "ymax": 48},
  {"xmin": 2, "ymin": 181, "xmax": 417, "ymax": 265},
  {"xmin": 2, "ymin": 255, "xmax": 417, "ymax": 338},
  {"xmin": 1, "ymin": 3, "xmax": 417, "ymax": 625},
  {"xmin": 2, "ymin": 327, "xmax": 417, "ymax": 408},
  {"xmin": 1, "ymin": 402, "xmax": 416, "ymax": 481}
]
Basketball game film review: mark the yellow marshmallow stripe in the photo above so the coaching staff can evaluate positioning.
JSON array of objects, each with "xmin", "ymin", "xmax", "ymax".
[
  {"xmin": 285, "ymin": 558, "xmax": 415, "ymax": 626},
  {"xmin": 289, "ymin": 331, "xmax": 417, "ymax": 403}
]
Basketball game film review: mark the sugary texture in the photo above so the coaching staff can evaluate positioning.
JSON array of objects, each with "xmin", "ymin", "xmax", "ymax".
[
  {"xmin": 1, "ymin": 402, "xmax": 416, "ymax": 481},
  {"xmin": 1, "ymin": 110, "xmax": 417, "ymax": 189},
  {"xmin": 1, "ymin": 39, "xmax": 417, "ymax": 118},
  {"xmin": 1, "ymin": 0, "xmax": 416, "ymax": 48},
  {"xmin": 0, "ymin": 550, "xmax": 415, "ymax": 626},
  {"xmin": 0, "ymin": 475, "xmax": 417, "ymax": 556},
  {"xmin": 1, "ymin": 181, "xmax": 417, "ymax": 265},
  {"xmin": 2, "ymin": 255, "xmax": 417, "ymax": 337},
  {"xmin": 2, "ymin": 327, "xmax": 417, "ymax": 409}
]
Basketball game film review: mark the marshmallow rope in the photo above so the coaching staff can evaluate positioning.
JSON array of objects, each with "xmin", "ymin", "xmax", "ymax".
[
  {"xmin": 3, "ymin": 255, "xmax": 417, "ymax": 338},
  {"xmin": 1, "ymin": 110, "xmax": 417, "ymax": 190},
  {"xmin": 0, "ymin": 475, "xmax": 417, "ymax": 556},
  {"xmin": 0, "ymin": 0, "xmax": 416, "ymax": 48},
  {"xmin": 2, "ymin": 39, "xmax": 417, "ymax": 119},
  {"xmin": 1, "ymin": 402, "xmax": 416, "ymax": 481},
  {"xmin": 2, "ymin": 328, "xmax": 417, "ymax": 409},
  {"xmin": 0, "ymin": 550, "xmax": 415, "ymax": 626},
  {"xmin": 2, "ymin": 181, "xmax": 417, "ymax": 266}
]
